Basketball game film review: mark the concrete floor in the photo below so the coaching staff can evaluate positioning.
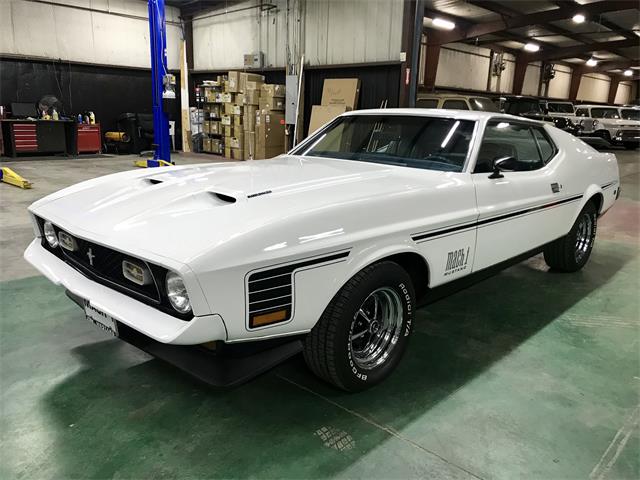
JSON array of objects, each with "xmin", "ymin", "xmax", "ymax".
[{"xmin": 1, "ymin": 151, "xmax": 638, "ymax": 479}]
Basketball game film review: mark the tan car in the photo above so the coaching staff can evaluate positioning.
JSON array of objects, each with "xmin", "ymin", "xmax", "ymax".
[{"xmin": 416, "ymin": 94, "xmax": 499, "ymax": 112}]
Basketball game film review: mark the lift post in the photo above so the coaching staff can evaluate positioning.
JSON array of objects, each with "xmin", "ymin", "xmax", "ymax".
[{"xmin": 141, "ymin": 0, "xmax": 174, "ymax": 168}]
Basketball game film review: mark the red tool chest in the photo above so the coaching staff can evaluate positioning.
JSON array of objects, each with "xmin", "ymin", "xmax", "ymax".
[
  {"xmin": 13, "ymin": 123, "xmax": 38, "ymax": 152},
  {"xmin": 77, "ymin": 123, "xmax": 102, "ymax": 153}
]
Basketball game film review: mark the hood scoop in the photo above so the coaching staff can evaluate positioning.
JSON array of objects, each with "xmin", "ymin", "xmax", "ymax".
[{"xmin": 145, "ymin": 178, "xmax": 164, "ymax": 185}]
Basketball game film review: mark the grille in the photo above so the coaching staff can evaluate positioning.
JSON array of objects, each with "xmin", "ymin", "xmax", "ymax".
[
  {"xmin": 58, "ymin": 230, "xmax": 161, "ymax": 302},
  {"xmin": 35, "ymin": 216, "xmax": 192, "ymax": 320},
  {"xmin": 619, "ymin": 129, "xmax": 640, "ymax": 139}
]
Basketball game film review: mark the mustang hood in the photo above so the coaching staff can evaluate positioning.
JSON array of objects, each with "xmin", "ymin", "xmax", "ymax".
[{"xmin": 32, "ymin": 156, "xmax": 454, "ymax": 265}]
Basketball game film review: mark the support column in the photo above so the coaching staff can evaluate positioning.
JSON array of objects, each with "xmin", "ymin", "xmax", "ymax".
[
  {"xmin": 423, "ymin": 43, "xmax": 441, "ymax": 93},
  {"xmin": 399, "ymin": 0, "xmax": 417, "ymax": 107},
  {"xmin": 569, "ymin": 66, "xmax": 584, "ymax": 102},
  {"xmin": 512, "ymin": 55, "xmax": 527, "ymax": 95},
  {"xmin": 608, "ymin": 76, "xmax": 620, "ymax": 104}
]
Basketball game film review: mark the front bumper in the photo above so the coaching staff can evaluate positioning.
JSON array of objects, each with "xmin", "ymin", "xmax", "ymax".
[{"xmin": 24, "ymin": 239, "xmax": 228, "ymax": 345}]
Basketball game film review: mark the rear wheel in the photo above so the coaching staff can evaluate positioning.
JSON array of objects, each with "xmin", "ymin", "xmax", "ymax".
[
  {"xmin": 303, "ymin": 261, "xmax": 415, "ymax": 392},
  {"xmin": 543, "ymin": 201, "xmax": 597, "ymax": 272}
]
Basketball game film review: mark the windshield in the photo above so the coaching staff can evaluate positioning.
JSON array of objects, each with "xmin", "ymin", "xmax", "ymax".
[
  {"xmin": 297, "ymin": 115, "xmax": 475, "ymax": 172},
  {"xmin": 505, "ymin": 100, "xmax": 543, "ymax": 115},
  {"xmin": 591, "ymin": 108, "xmax": 620, "ymax": 119},
  {"xmin": 620, "ymin": 109, "xmax": 640, "ymax": 121},
  {"xmin": 548, "ymin": 103, "xmax": 574, "ymax": 113},
  {"xmin": 470, "ymin": 97, "xmax": 499, "ymax": 112}
]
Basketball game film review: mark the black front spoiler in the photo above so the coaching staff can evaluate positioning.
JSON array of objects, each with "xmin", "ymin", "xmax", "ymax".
[{"xmin": 66, "ymin": 290, "xmax": 303, "ymax": 388}]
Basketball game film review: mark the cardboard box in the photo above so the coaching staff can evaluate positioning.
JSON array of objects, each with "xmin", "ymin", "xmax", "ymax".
[
  {"xmin": 223, "ymin": 125, "xmax": 233, "ymax": 137},
  {"xmin": 230, "ymin": 147, "xmax": 244, "ymax": 160},
  {"xmin": 255, "ymin": 144, "xmax": 285, "ymax": 160},
  {"xmin": 245, "ymin": 80, "xmax": 264, "ymax": 92},
  {"xmin": 210, "ymin": 121, "xmax": 221, "ymax": 135},
  {"xmin": 321, "ymin": 78, "xmax": 361, "ymax": 108},
  {"xmin": 224, "ymin": 103, "xmax": 242, "ymax": 115},
  {"xmin": 224, "ymin": 144, "xmax": 231, "ymax": 158},
  {"xmin": 233, "ymin": 114, "xmax": 243, "ymax": 127},
  {"xmin": 243, "ymin": 105, "xmax": 258, "ymax": 131},
  {"xmin": 261, "ymin": 84, "xmax": 285, "ymax": 98},
  {"xmin": 204, "ymin": 87, "xmax": 217, "ymax": 103},
  {"xmin": 309, "ymin": 105, "xmax": 351, "ymax": 134},
  {"xmin": 235, "ymin": 93, "xmax": 245, "ymax": 105},
  {"xmin": 228, "ymin": 135, "xmax": 244, "ymax": 149},
  {"xmin": 220, "ymin": 93, "xmax": 234, "ymax": 103},
  {"xmin": 239, "ymin": 72, "xmax": 265, "ymax": 92},
  {"xmin": 221, "ymin": 115, "xmax": 232, "ymax": 126},
  {"xmin": 256, "ymin": 112, "xmax": 286, "ymax": 147},
  {"xmin": 203, "ymin": 121, "xmax": 211, "ymax": 134},
  {"xmin": 210, "ymin": 138, "xmax": 221, "ymax": 154},
  {"xmin": 243, "ymin": 89, "xmax": 261, "ymax": 105},
  {"xmin": 228, "ymin": 71, "xmax": 240, "ymax": 93},
  {"xmin": 203, "ymin": 137, "xmax": 212, "ymax": 152},
  {"xmin": 259, "ymin": 95, "xmax": 285, "ymax": 111}
]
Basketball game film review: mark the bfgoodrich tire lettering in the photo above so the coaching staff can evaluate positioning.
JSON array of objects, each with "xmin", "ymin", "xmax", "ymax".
[
  {"xmin": 543, "ymin": 201, "xmax": 597, "ymax": 272},
  {"xmin": 303, "ymin": 261, "xmax": 415, "ymax": 392}
]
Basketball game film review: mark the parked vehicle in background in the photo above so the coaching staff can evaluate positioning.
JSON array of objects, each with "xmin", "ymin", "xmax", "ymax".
[
  {"xmin": 416, "ymin": 93, "xmax": 499, "ymax": 112},
  {"xmin": 500, "ymin": 96, "xmax": 582, "ymax": 136},
  {"xmin": 545, "ymin": 101, "xmax": 575, "ymax": 116},
  {"xmin": 574, "ymin": 105, "xmax": 640, "ymax": 150}
]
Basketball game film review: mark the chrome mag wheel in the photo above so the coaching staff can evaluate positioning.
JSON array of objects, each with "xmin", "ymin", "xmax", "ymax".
[
  {"xmin": 575, "ymin": 212, "xmax": 593, "ymax": 262},
  {"xmin": 349, "ymin": 287, "xmax": 404, "ymax": 370}
]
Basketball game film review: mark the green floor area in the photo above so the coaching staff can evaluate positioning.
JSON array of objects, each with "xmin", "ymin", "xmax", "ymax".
[
  {"xmin": 1, "ymin": 237, "xmax": 638, "ymax": 479},
  {"xmin": 1, "ymin": 150, "xmax": 639, "ymax": 479}
]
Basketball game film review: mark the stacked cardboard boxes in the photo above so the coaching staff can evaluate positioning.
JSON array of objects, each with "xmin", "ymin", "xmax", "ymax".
[
  {"xmin": 201, "ymin": 76, "xmax": 225, "ymax": 154},
  {"xmin": 255, "ymin": 83, "xmax": 286, "ymax": 159},
  {"xmin": 218, "ymin": 71, "xmax": 287, "ymax": 160},
  {"xmin": 308, "ymin": 78, "xmax": 361, "ymax": 135}
]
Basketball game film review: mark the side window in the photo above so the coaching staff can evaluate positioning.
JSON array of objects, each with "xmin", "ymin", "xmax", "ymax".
[
  {"xmin": 532, "ymin": 127, "xmax": 555, "ymax": 164},
  {"xmin": 442, "ymin": 100, "xmax": 469, "ymax": 110},
  {"xmin": 416, "ymin": 99, "xmax": 439, "ymax": 108},
  {"xmin": 474, "ymin": 121, "xmax": 543, "ymax": 173},
  {"xmin": 575, "ymin": 108, "xmax": 588, "ymax": 117}
]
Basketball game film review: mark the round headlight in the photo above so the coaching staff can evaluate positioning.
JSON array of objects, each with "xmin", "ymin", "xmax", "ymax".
[
  {"xmin": 43, "ymin": 221, "xmax": 59, "ymax": 248},
  {"xmin": 166, "ymin": 271, "xmax": 191, "ymax": 314}
]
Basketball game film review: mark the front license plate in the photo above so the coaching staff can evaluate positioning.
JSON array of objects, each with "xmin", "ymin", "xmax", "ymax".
[{"xmin": 84, "ymin": 300, "xmax": 119, "ymax": 336}]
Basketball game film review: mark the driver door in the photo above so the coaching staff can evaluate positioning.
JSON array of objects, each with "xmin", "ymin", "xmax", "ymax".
[{"xmin": 471, "ymin": 120, "xmax": 567, "ymax": 271}]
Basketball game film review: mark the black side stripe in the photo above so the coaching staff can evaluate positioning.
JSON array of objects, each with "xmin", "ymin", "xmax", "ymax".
[
  {"xmin": 412, "ymin": 194, "xmax": 583, "ymax": 242},
  {"xmin": 249, "ymin": 251, "xmax": 350, "ymax": 282},
  {"xmin": 601, "ymin": 182, "xmax": 614, "ymax": 190}
]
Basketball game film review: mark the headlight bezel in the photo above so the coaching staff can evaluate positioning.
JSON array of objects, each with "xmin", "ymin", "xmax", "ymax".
[{"xmin": 165, "ymin": 271, "xmax": 192, "ymax": 314}]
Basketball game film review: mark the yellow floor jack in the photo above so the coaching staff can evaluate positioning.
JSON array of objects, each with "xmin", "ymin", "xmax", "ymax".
[
  {"xmin": 0, "ymin": 167, "xmax": 32, "ymax": 189},
  {"xmin": 133, "ymin": 158, "xmax": 174, "ymax": 168}
]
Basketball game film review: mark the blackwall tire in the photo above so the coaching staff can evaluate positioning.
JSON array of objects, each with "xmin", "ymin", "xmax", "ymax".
[
  {"xmin": 303, "ymin": 261, "xmax": 415, "ymax": 392},
  {"xmin": 543, "ymin": 201, "xmax": 598, "ymax": 272}
]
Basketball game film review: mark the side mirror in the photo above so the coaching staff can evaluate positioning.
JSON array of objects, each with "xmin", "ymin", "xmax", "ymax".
[{"xmin": 488, "ymin": 156, "xmax": 516, "ymax": 179}]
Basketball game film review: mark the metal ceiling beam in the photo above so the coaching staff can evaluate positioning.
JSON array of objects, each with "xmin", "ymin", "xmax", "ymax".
[
  {"xmin": 426, "ymin": 0, "xmax": 638, "ymax": 45},
  {"xmin": 522, "ymin": 39, "xmax": 637, "ymax": 62}
]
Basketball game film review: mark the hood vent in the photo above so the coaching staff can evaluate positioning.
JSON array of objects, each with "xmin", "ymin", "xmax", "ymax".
[
  {"xmin": 211, "ymin": 192, "xmax": 236, "ymax": 204},
  {"xmin": 145, "ymin": 178, "xmax": 164, "ymax": 185}
]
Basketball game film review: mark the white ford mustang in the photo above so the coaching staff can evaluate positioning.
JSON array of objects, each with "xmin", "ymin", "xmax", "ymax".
[{"xmin": 25, "ymin": 109, "xmax": 619, "ymax": 391}]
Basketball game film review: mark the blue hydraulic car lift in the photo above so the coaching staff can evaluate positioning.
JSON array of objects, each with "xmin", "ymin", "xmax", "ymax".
[{"xmin": 136, "ymin": 0, "xmax": 174, "ymax": 168}]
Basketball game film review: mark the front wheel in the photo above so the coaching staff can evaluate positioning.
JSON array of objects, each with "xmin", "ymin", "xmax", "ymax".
[
  {"xmin": 543, "ymin": 201, "xmax": 597, "ymax": 272},
  {"xmin": 303, "ymin": 261, "xmax": 415, "ymax": 392}
]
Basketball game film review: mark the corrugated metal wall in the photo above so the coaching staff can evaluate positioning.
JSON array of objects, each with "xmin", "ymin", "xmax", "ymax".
[
  {"xmin": 193, "ymin": 0, "xmax": 403, "ymax": 70},
  {"xmin": 547, "ymin": 65, "xmax": 571, "ymax": 99},
  {"xmin": 0, "ymin": 0, "xmax": 182, "ymax": 69},
  {"xmin": 434, "ymin": 44, "xmax": 491, "ymax": 91},
  {"xmin": 577, "ymin": 73, "xmax": 612, "ymax": 103}
]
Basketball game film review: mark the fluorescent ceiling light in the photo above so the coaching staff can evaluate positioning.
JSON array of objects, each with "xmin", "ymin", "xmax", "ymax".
[
  {"xmin": 572, "ymin": 14, "xmax": 586, "ymax": 23},
  {"xmin": 586, "ymin": 58, "xmax": 598, "ymax": 67},
  {"xmin": 524, "ymin": 43, "xmax": 540, "ymax": 52},
  {"xmin": 624, "ymin": 69, "xmax": 633, "ymax": 76},
  {"xmin": 432, "ymin": 18, "xmax": 456, "ymax": 30}
]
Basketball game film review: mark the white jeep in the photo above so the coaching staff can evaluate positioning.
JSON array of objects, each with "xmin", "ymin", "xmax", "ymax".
[{"xmin": 574, "ymin": 105, "xmax": 640, "ymax": 150}]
